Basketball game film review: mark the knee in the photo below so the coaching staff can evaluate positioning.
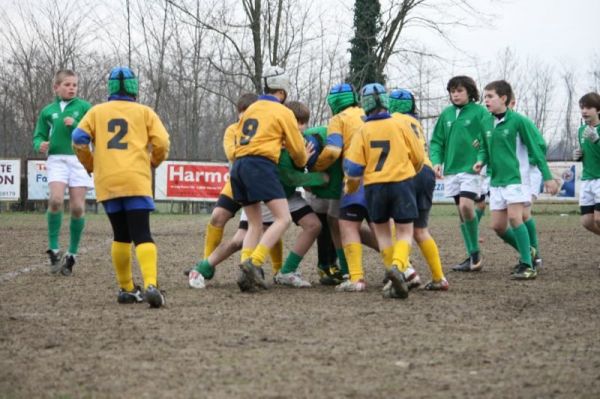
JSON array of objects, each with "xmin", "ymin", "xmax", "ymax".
[
  {"xmin": 413, "ymin": 228, "xmax": 429, "ymax": 243},
  {"xmin": 48, "ymin": 197, "xmax": 63, "ymax": 211},
  {"xmin": 211, "ymin": 208, "xmax": 231, "ymax": 227},
  {"xmin": 491, "ymin": 222, "xmax": 506, "ymax": 236},
  {"xmin": 70, "ymin": 205, "xmax": 85, "ymax": 218}
]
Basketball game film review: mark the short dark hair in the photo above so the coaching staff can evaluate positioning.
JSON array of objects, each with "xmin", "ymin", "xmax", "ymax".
[
  {"xmin": 484, "ymin": 80, "xmax": 514, "ymax": 106},
  {"xmin": 447, "ymin": 75, "xmax": 479, "ymax": 102},
  {"xmin": 286, "ymin": 101, "xmax": 310, "ymax": 125},
  {"xmin": 236, "ymin": 93, "xmax": 258, "ymax": 113},
  {"xmin": 579, "ymin": 92, "xmax": 600, "ymax": 111}
]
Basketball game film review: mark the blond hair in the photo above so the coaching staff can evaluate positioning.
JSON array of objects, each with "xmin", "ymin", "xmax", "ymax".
[{"xmin": 53, "ymin": 69, "xmax": 77, "ymax": 86}]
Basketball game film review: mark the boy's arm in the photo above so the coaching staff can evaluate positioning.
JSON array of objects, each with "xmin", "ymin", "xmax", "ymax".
[
  {"xmin": 147, "ymin": 109, "xmax": 171, "ymax": 168},
  {"xmin": 519, "ymin": 118, "xmax": 552, "ymax": 180},
  {"xmin": 313, "ymin": 116, "xmax": 343, "ymax": 171},
  {"xmin": 32, "ymin": 110, "xmax": 49, "ymax": 153},
  {"xmin": 222, "ymin": 124, "xmax": 237, "ymax": 162},
  {"xmin": 342, "ymin": 130, "xmax": 366, "ymax": 194},
  {"xmin": 279, "ymin": 168, "xmax": 328, "ymax": 189},
  {"xmin": 428, "ymin": 115, "xmax": 445, "ymax": 167},
  {"xmin": 282, "ymin": 114, "xmax": 307, "ymax": 168},
  {"xmin": 71, "ymin": 114, "xmax": 95, "ymax": 173}
]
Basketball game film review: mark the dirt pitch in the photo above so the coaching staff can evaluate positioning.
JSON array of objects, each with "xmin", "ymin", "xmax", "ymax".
[{"xmin": 1, "ymin": 205, "xmax": 599, "ymax": 399}]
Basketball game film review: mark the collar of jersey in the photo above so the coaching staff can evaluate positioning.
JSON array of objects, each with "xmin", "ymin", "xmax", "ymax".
[
  {"xmin": 365, "ymin": 111, "xmax": 391, "ymax": 121},
  {"xmin": 55, "ymin": 96, "xmax": 75, "ymax": 104},
  {"xmin": 259, "ymin": 94, "xmax": 280, "ymax": 103},
  {"xmin": 108, "ymin": 94, "xmax": 136, "ymax": 102}
]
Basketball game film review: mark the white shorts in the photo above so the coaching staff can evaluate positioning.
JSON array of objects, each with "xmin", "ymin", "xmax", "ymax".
[
  {"xmin": 480, "ymin": 176, "xmax": 491, "ymax": 197},
  {"xmin": 239, "ymin": 192, "xmax": 310, "ymax": 224},
  {"xmin": 529, "ymin": 166, "xmax": 543, "ymax": 200},
  {"xmin": 304, "ymin": 192, "xmax": 340, "ymax": 218},
  {"xmin": 579, "ymin": 179, "xmax": 600, "ymax": 206},
  {"xmin": 444, "ymin": 173, "xmax": 481, "ymax": 198},
  {"xmin": 490, "ymin": 184, "xmax": 532, "ymax": 211},
  {"xmin": 46, "ymin": 155, "xmax": 94, "ymax": 188}
]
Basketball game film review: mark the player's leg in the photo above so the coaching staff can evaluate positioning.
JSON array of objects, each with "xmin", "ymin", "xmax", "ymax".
[
  {"xmin": 205, "ymin": 183, "xmax": 239, "ymax": 257},
  {"xmin": 60, "ymin": 186, "xmax": 87, "ymax": 276},
  {"xmin": 338, "ymin": 206, "xmax": 366, "ymax": 286},
  {"xmin": 46, "ymin": 181, "xmax": 67, "ymax": 272}
]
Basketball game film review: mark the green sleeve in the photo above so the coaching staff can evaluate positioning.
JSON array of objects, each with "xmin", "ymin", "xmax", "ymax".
[
  {"xmin": 477, "ymin": 129, "xmax": 489, "ymax": 166},
  {"xmin": 32, "ymin": 108, "xmax": 49, "ymax": 153},
  {"xmin": 429, "ymin": 112, "xmax": 446, "ymax": 166},
  {"xmin": 519, "ymin": 117, "xmax": 552, "ymax": 181}
]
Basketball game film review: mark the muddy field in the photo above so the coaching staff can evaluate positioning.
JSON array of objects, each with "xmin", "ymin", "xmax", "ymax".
[{"xmin": 0, "ymin": 205, "xmax": 599, "ymax": 398}]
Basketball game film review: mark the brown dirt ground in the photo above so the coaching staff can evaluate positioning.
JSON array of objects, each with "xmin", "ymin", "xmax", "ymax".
[{"xmin": 0, "ymin": 206, "xmax": 599, "ymax": 399}]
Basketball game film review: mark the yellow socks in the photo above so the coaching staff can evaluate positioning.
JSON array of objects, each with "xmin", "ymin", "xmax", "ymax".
[
  {"xmin": 241, "ymin": 248, "xmax": 253, "ymax": 262},
  {"xmin": 204, "ymin": 223, "xmax": 224, "ymax": 258},
  {"xmin": 270, "ymin": 239, "xmax": 283, "ymax": 274},
  {"xmin": 250, "ymin": 244, "xmax": 269, "ymax": 267},
  {"xmin": 111, "ymin": 241, "xmax": 133, "ymax": 291},
  {"xmin": 418, "ymin": 238, "xmax": 444, "ymax": 281},
  {"xmin": 135, "ymin": 242, "xmax": 158, "ymax": 289},
  {"xmin": 343, "ymin": 242, "xmax": 363, "ymax": 282},
  {"xmin": 381, "ymin": 245, "xmax": 394, "ymax": 269},
  {"xmin": 392, "ymin": 240, "xmax": 411, "ymax": 272}
]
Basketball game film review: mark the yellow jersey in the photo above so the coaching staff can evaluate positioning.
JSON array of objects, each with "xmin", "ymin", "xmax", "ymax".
[
  {"xmin": 233, "ymin": 96, "xmax": 307, "ymax": 167},
  {"xmin": 74, "ymin": 100, "xmax": 170, "ymax": 201},
  {"xmin": 345, "ymin": 113, "xmax": 424, "ymax": 185},
  {"xmin": 392, "ymin": 113, "xmax": 433, "ymax": 168},
  {"xmin": 314, "ymin": 106, "xmax": 365, "ymax": 171}
]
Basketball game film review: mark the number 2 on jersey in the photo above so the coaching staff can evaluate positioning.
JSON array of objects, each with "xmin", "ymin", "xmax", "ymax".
[
  {"xmin": 371, "ymin": 140, "xmax": 390, "ymax": 172},
  {"xmin": 107, "ymin": 119, "xmax": 128, "ymax": 150},
  {"xmin": 239, "ymin": 118, "xmax": 259, "ymax": 145}
]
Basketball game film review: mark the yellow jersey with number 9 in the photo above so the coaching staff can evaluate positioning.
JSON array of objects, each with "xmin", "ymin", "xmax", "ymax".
[
  {"xmin": 233, "ymin": 97, "xmax": 307, "ymax": 167},
  {"xmin": 391, "ymin": 113, "xmax": 433, "ymax": 169},
  {"xmin": 75, "ymin": 100, "xmax": 170, "ymax": 201}
]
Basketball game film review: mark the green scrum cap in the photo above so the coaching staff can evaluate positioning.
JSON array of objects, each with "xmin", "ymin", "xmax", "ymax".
[
  {"xmin": 327, "ymin": 83, "xmax": 359, "ymax": 115},
  {"xmin": 108, "ymin": 66, "xmax": 139, "ymax": 97}
]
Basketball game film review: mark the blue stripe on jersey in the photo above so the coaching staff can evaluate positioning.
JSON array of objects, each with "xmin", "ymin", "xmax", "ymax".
[
  {"xmin": 108, "ymin": 94, "xmax": 136, "ymax": 102},
  {"xmin": 366, "ymin": 111, "xmax": 391, "ymax": 121},
  {"xmin": 326, "ymin": 133, "xmax": 343, "ymax": 148},
  {"xmin": 344, "ymin": 158, "xmax": 365, "ymax": 178},
  {"xmin": 72, "ymin": 128, "xmax": 91, "ymax": 145},
  {"xmin": 258, "ymin": 94, "xmax": 280, "ymax": 102}
]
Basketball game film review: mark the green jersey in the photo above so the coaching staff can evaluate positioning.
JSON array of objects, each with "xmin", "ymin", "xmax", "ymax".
[
  {"xmin": 429, "ymin": 101, "xmax": 488, "ymax": 175},
  {"xmin": 304, "ymin": 126, "xmax": 343, "ymax": 199},
  {"xmin": 33, "ymin": 97, "xmax": 92, "ymax": 155},
  {"xmin": 478, "ymin": 109, "xmax": 552, "ymax": 187},
  {"xmin": 524, "ymin": 118, "xmax": 547, "ymax": 165},
  {"xmin": 278, "ymin": 150, "xmax": 327, "ymax": 198},
  {"xmin": 578, "ymin": 124, "xmax": 600, "ymax": 180}
]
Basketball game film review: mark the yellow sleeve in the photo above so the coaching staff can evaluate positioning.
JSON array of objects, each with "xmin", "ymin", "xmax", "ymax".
[
  {"xmin": 222, "ymin": 123, "xmax": 237, "ymax": 162},
  {"xmin": 147, "ymin": 109, "xmax": 170, "ymax": 168},
  {"xmin": 313, "ymin": 116, "xmax": 343, "ymax": 171},
  {"xmin": 282, "ymin": 112, "xmax": 307, "ymax": 168}
]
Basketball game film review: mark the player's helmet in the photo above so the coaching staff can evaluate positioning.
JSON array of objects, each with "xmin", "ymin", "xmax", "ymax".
[
  {"xmin": 389, "ymin": 88, "xmax": 416, "ymax": 115},
  {"xmin": 263, "ymin": 65, "xmax": 291, "ymax": 96},
  {"xmin": 108, "ymin": 66, "xmax": 139, "ymax": 97},
  {"xmin": 360, "ymin": 83, "xmax": 389, "ymax": 114},
  {"xmin": 327, "ymin": 83, "xmax": 359, "ymax": 115}
]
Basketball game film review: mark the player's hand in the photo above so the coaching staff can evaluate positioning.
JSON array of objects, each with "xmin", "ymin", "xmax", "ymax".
[
  {"xmin": 39, "ymin": 141, "xmax": 49, "ymax": 154},
  {"xmin": 573, "ymin": 148, "xmax": 583, "ymax": 161},
  {"xmin": 544, "ymin": 179, "xmax": 559, "ymax": 196},
  {"xmin": 432, "ymin": 164, "xmax": 443, "ymax": 179},
  {"xmin": 63, "ymin": 117, "xmax": 75, "ymax": 127},
  {"xmin": 321, "ymin": 173, "xmax": 330, "ymax": 184},
  {"xmin": 473, "ymin": 161, "xmax": 483, "ymax": 174},
  {"xmin": 305, "ymin": 140, "xmax": 315, "ymax": 161},
  {"xmin": 583, "ymin": 126, "xmax": 600, "ymax": 143},
  {"xmin": 343, "ymin": 177, "xmax": 360, "ymax": 194}
]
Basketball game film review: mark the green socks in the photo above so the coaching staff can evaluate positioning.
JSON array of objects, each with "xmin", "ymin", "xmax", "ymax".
[
  {"xmin": 47, "ymin": 211, "xmax": 63, "ymax": 250},
  {"xmin": 460, "ymin": 222, "xmax": 472, "ymax": 256},
  {"xmin": 69, "ymin": 217, "xmax": 85, "ymax": 254},
  {"xmin": 524, "ymin": 218, "xmax": 539, "ymax": 255},
  {"xmin": 464, "ymin": 217, "xmax": 479, "ymax": 254},
  {"xmin": 336, "ymin": 248, "xmax": 349, "ymax": 275},
  {"xmin": 476, "ymin": 208, "xmax": 485, "ymax": 222},
  {"xmin": 499, "ymin": 228, "xmax": 519, "ymax": 251},
  {"xmin": 280, "ymin": 251, "xmax": 303, "ymax": 274},
  {"xmin": 194, "ymin": 258, "xmax": 215, "ymax": 279},
  {"xmin": 513, "ymin": 223, "xmax": 532, "ymax": 266}
]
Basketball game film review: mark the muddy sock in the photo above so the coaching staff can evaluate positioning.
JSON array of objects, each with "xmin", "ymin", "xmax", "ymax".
[{"xmin": 270, "ymin": 239, "xmax": 283, "ymax": 274}]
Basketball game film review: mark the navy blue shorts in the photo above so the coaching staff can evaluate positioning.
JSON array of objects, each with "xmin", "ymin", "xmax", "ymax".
[
  {"xmin": 102, "ymin": 196, "xmax": 155, "ymax": 214},
  {"xmin": 216, "ymin": 194, "xmax": 242, "ymax": 214},
  {"xmin": 230, "ymin": 156, "xmax": 286, "ymax": 205},
  {"xmin": 339, "ymin": 204, "xmax": 370, "ymax": 222},
  {"xmin": 413, "ymin": 166, "xmax": 435, "ymax": 228},
  {"xmin": 365, "ymin": 179, "xmax": 417, "ymax": 224}
]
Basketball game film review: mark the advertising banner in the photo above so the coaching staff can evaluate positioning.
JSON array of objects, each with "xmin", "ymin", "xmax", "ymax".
[
  {"xmin": 155, "ymin": 161, "xmax": 229, "ymax": 202},
  {"xmin": 0, "ymin": 159, "xmax": 20, "ymax": 201},
  {"xmin": 27, "ymin": 160, "xmax": 96, "ymax": 200}
]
